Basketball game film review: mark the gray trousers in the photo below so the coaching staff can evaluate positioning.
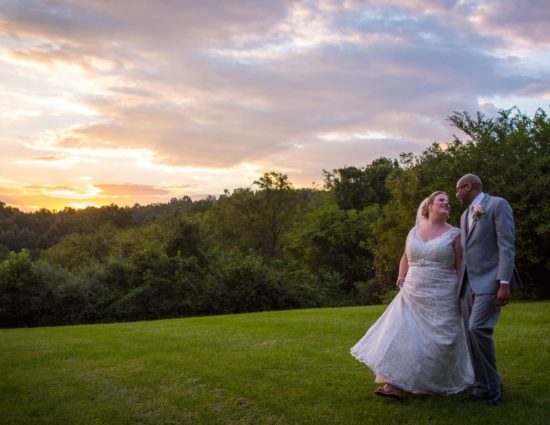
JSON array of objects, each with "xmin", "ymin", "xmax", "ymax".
[{"xmin": 460, "ymin": 277, "xmax": 502, "ymax": 397}]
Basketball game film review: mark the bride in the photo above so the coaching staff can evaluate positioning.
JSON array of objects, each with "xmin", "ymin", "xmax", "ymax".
[{"xmin": 351, "ymin": 191, "xmax": 473, "ymax": 397}]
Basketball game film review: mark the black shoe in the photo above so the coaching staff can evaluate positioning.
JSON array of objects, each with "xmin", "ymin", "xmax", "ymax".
[
  {"xmin": 488, "ymin": 384, "xmax": 504, "ymax": 406},
  {"xmin": 468, "ymin": 393, "xmax": 489, "ymax": 402}
]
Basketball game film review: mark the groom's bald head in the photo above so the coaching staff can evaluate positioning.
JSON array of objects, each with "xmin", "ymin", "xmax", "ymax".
[
  {"xmin": 456, "ymin": 174, "xmax": 482, "ymax": 205},
  {"xmin": 458, "ymin": 174, "xmax": 482, "ymax": 189}
]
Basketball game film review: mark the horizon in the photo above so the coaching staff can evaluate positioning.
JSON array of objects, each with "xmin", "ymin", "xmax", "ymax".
[
  {"xmin": 0, "ymin": 191, "xmax": 221, "ymax": 213},
  {"xmin": 1, "ymin": 1, "xmax": 549, "ymax": 212}
]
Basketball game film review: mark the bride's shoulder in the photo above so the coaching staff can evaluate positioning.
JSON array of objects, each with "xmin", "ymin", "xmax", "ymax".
[
  {"xmin": 448, "ymin": 225, "xmax": 461, "ymax": 238},
  {"xmin": 405, "ymin": 227, "xmax": 416, "ymax": 242}
]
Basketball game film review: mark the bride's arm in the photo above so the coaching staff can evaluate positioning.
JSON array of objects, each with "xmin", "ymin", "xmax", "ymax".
[
  {"xmin": 396, "ymin": 253, "xmax": 409, "ymax": 288},
  {"xmin": 453, "ymin": 234, "xmax": 462, "ymax": 273}
]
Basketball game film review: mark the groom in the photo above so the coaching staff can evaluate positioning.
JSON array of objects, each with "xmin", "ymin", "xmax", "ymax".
[{"xmin": 455, "ymin": 174, "xmax": 522, "ymax": 405}]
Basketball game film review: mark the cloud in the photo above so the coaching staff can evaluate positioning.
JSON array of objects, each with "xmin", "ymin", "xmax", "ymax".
[
  {"xmin": 96, "ymin": 183, "xmax": 171, "ymax": 197},
  {"xmin": 469, "ymin": 0, "xmax": 550, "ymax": 46},
  {"xmin": 0, "ymin": 0, "xmax": 548, "ymax": 211},
  {"xmin": 0, "ymin": 181, "xmax": 172, "ymax": 211}
]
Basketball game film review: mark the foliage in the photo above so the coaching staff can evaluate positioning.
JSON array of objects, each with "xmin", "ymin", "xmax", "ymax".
[
  {"xmin": 323, "ymin": 158, "xmax": 399, "ymax": 210},
  {"xmin": 0, "ymin": 200, "xmax": 205, "ymax": 255},
  {"xmin": 0, "ymin": 107, "xmax": 549, "ymax": 327},
  {"xmin": 0, "ymin": 250, "xmax": 53, "ymax": 327},
  {"xmin": 41, "ymin": 225, "xmax": 117, "ymax": 270},
  {"xmin": 369, "ymin": 107, "xmax": 550, "ymax": 297},
  {"xmin": 287, "ymin": 203, "xmax": 381, "ymax": 301},
  {"xmin": 203, "ymin": 172, "xmax": 306, "ymax": 259},
  {"xmin": 447, "ymin": 107, "xmax": 550, "ymax": 297}
]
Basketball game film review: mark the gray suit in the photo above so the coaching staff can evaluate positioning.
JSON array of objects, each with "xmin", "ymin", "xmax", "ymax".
[{"xmin": 458, "ymin": 194, "xmax": 521, "ymax": 398}]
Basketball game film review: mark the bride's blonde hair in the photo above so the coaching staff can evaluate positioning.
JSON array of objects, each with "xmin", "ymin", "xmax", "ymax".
[{"xmin": 421, "ymin": 191, "xmax": 448, "ymax": 219}]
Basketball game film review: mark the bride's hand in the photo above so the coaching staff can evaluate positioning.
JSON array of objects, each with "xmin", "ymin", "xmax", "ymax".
[{"xmin": 396, "ymin": 276, "xmax": 405, "ymax": 288}]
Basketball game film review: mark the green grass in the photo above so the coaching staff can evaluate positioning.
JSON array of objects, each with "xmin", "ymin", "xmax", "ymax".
[{"xmin": 1, "ymin": 301, "xmax": 549, "ymax": 425}]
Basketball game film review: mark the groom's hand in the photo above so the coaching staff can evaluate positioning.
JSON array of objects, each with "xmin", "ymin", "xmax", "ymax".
[{"xmin": 496, "ymin": 284, "xmax": 510, "ymax": 306}]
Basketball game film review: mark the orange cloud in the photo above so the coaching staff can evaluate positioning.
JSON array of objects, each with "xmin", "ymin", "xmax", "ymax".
[
  {"xmin": 0, "ymin": 182, "xmax": 176, "ymax": 212},
  {"xmin": 96, "ymin": 184, "xmax": 172, "ymax": 197}
]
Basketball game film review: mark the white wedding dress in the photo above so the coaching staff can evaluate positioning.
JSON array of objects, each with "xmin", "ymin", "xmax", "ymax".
[{"xmin": 351, "ymin": 226, "xmax": 473, "ymax": 394}]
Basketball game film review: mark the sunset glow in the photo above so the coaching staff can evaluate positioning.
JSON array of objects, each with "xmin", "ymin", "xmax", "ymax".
[{"xmin": 1, "ymin": 0, "xmax": 549, "ymax": 211}]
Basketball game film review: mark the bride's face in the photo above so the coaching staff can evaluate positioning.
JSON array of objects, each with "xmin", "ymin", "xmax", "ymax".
[{"xmin": 429, "ymin": 194, "xmax": 450, "ymax": 218}]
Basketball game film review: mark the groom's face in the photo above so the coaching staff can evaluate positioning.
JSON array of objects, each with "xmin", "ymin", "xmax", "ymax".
[{"xmin": 455, "ymin": 182, "xmax": 471, "ymax": 205}]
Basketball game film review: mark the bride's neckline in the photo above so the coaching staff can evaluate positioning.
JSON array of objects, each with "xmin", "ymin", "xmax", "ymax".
[{"xmin": 416, "ymin": 227, "xmax": 454, "ymax": 243}]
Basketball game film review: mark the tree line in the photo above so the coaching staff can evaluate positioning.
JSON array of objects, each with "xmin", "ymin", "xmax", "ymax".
[{"xmin": 1, "ymin": 107, "xmax": 549, "ymax": 327}]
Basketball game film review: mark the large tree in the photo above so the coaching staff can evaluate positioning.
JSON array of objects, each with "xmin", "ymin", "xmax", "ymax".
[
  {"xmin": 204, "ymin": 172, "xmax": 306, "ymax": 259},
  {"xmin": 323, "ymin": 158, "xmax": 399, "ymax": 210},
  {"xmin": 372, "ymin": 107, "xmax": 550, "ymax": 297}
]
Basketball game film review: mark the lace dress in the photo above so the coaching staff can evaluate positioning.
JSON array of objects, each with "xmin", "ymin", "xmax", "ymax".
[{"xmin": 350, "ymin": 227, "xmax": 473, "ymax": 394}]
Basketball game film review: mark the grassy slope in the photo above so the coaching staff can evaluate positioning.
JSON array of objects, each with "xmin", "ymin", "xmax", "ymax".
[{"xmin": 1, "ymin": 301, "xmax": 549, "ymax": 425}]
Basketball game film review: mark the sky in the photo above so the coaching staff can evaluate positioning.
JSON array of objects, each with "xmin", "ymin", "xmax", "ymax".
[{"xmin": 1, "ymin": 0, "xmax": 549, "ymax": 212}]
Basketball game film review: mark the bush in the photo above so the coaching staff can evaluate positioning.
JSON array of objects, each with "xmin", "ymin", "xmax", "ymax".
[{"xmin": 0, "ymin": 250, "xmax": 53, "ymax": 327}]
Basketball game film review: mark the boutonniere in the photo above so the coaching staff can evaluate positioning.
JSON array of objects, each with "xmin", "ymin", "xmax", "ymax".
[{"xmin": 472, "ymin": 204, "xmax": 485, "ymax": 220}]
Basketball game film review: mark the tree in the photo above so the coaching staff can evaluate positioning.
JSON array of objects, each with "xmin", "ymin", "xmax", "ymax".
[
  {"xmin": 323, "ymin": 158, "xmax": 399, "ymax": 210},
  {"xmin": 287, "ymin": 202, "xmax": 381, "ymax": 302},
  {"xmin": 372, "ymin": 107, "xmax": 550, "ymax": 298},
  {"xmin": 0, "ymin": 250, "xmax": 53, "ymax": 327},
  {"xmin": 204, "ymin": 172, "xmax": 305, "ymax": 259},
  {"xmin": 41, "ymin": 225, "xmax": 117, "ymax": 271},
  {"xmin": 447, "ymin": 107, "xmax": 550, "ymax": 297}
]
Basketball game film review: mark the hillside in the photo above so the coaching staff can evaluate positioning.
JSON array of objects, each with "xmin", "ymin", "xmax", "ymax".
[{"xmin": 1, "ymin": 302, "xmax": 548, "ymax": 425}]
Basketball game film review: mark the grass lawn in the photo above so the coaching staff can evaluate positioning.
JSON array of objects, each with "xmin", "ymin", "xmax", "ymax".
[{"xmin": 1, "ymin": 301, "xmax": 549, "ymax": 425}]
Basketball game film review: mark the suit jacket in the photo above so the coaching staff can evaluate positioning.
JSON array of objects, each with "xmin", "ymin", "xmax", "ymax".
[{"xmin": 458, "ymin": 194, "xmax": 523, "ymax": 295}]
